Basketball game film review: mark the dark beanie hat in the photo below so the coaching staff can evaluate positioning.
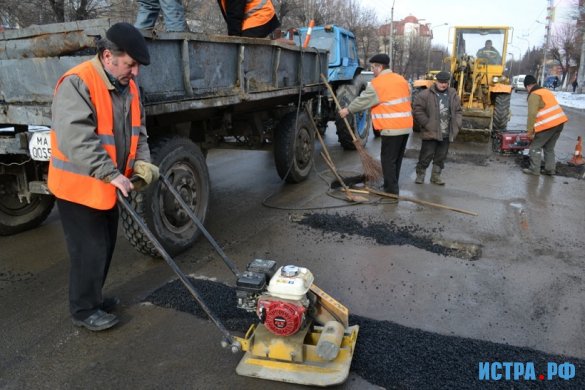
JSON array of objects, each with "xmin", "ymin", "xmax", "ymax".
[
  {"xmin": 369, "ymin": 53, "xmax": 390, "ymax": 66},
  {"xmin": 106, "ymin": 22, "xmax": 150, "ymax": 65},
  {"xmin": 523, "ymin": 75, "xmax": 537, "ymax": 87},
  {"xmin": 436, "ymin": 71, "xmax": 451, "ymax": 81}
]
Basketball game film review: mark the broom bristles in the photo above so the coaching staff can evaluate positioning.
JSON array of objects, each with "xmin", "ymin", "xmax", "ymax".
[{"xmin": 354, "ymin": 140, "xmax": 383, "ymax": 182}]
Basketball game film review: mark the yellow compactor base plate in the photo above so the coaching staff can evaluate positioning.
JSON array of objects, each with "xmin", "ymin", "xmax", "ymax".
[{"xmin": 235, "ymin": 323, "xmax": 359, "ymax": 387}]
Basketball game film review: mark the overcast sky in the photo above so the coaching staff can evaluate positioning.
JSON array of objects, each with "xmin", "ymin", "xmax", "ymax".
[{"xmin": 358, "ymin": 0, "xmax": 576, "ymax": 57}]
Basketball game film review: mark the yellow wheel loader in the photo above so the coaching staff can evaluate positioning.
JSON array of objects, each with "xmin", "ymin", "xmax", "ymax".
[{"xmin": 413, "ymin": 26, "xmax": 513, "ymax": 143}]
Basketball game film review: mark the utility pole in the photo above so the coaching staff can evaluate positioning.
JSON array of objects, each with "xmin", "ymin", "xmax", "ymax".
[
  {"xmin": 577, "ymin": 0, "xmax": 585, "ymax": 93},
  {"xmin": 389, "ymin": 0, "xmax": 396, "ymax": 70},
  {"xmin": 541, "ymin": 0, "xmax": 554, "ymax": 86}
]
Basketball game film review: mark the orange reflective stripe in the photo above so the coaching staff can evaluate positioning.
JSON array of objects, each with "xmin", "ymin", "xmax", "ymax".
[
  {"xmin": 532, "ymin": 89, "xmax": 568, "ymax": 132},
  {"xmin": 242, "ymin": 0, "xmax": 275, "ymax": 30},
  {"xmin": 370, "ymin": 72, "xmax": 413, "ymax": 131},
  {"xmin": 48, "ymin": 60, "xmax": 142, "ymax": 210}
]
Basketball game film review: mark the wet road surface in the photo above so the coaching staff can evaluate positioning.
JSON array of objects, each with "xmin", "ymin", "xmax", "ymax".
[{"xmin": 1, "ymin": 92, "xmax": 584, "ymax": 389}]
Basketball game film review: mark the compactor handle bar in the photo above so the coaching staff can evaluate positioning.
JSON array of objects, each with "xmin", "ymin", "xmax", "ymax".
[
  {"xmin": 158, "ymin": 175, "xmax": 241, "ymax": 278},
  {"xmin": 116, "ymin": 185, "xmax": 240, "ymax": 351}
]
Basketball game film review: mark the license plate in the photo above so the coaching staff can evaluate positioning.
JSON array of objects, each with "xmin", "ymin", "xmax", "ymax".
[{"xmin": 28, "ymin": 131, "xmax": 51, "ymax": 161}]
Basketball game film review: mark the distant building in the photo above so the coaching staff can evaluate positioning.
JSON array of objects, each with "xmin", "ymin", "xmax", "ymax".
[
  {"xmin": 377, "ymin": 15, "xmax": 435, "ymax": 78},
  {"xmin": 378, "ymin": 15, "xmax": 432, "ymax": 53}
]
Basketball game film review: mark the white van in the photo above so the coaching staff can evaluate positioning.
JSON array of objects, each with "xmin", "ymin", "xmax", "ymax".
[{"xmin": 512, "ymin": 75, "xmax": 526, "ymax": 92}]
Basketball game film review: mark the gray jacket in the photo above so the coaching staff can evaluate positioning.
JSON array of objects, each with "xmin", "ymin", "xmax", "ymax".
[
  {"xmin": 413, "ymin": 84, "xmax": 462, "ymax": 142},
  {"xmin": 51, "ymin": 56, "xmax": 150, "ymax": 183}
]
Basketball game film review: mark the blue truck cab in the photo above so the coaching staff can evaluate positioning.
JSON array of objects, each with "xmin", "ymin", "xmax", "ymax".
[
  {"xmin": 290, "ymin": 25, "xmax": 371, "ymax": 148},
  {"xmin": 293, "ymin": 25, "xmax": 362, "ymax": 82}
]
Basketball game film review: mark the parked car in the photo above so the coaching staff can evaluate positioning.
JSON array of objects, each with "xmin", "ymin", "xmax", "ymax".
[{"xmin": 512, "ymin": 75, "xmax": 526, "ymax": 92}]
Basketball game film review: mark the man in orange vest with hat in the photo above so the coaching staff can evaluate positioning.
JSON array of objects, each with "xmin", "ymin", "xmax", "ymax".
[
  {"xmin": 49, "ymin": 22, "xmax": 159, "ymax": 331},
  {"xmin": 522, "ymin": 74, "xmax": 568, "ymax": 176},
  {"xmin": 339, "ymin": 53, "xmax": 413, "ymax": 199},
  {"xmin": 217, "ymin": 0, "xmax": 280, "ymax": 38}
]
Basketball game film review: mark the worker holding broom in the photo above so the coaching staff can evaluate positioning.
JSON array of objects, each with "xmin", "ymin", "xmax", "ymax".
[{"xmin": 339, "ymin": 54, "xmax": 413, "ymax": 199}]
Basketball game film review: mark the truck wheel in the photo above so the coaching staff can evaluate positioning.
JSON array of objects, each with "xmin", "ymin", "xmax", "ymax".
[
  {"xmin": 335, "ymin": 77, "xmax": 371, "ymax": 149},
  {"xmin": 0, "ymin": 174, "xmax": 55, "ymax": 235},
  {"xmin": 274, "ymin": 111, "xmax": 314, "ymax": 183},
  {"xmin": 492, "ymin": 93, "xmax": 511, "ymax": 131},
  {"xmin": 120, "ymin": 137, "xmax": 210, "ymax": 257}
]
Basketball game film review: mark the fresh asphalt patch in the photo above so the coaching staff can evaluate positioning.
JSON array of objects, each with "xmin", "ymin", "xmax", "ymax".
[
  {"xmin": 146, "ymin": 278, "xmax": 585, "ymax": 389},
  {"xmin": 296, "ymin": 212, "xmax": 481, "ymax": 261}
]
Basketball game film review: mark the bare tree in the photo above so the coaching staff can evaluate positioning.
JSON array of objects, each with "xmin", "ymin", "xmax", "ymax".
[
  {"xmin": 549, "ymin": 23, "xmax": 580, "ymax": 84},
  {"xmin": 1, "ymin": 0, "xmax": 106, "ymax": 27}
]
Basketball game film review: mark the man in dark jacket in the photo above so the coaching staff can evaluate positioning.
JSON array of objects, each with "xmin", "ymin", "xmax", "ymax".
[{"xmin": 412, "ymin": 71, "xmax": 462, "ymax": 185}]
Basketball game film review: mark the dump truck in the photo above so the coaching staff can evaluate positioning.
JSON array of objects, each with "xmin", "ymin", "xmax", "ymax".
[
  {"xmin": 413, "ymin": 26, "xmax": 513, "ymax": 143},
  {"xmin": 0, "ymin": 18, "xmax": 367, "ymax": 256}
]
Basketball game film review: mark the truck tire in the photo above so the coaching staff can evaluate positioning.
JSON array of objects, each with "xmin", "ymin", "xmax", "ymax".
[
  {"xmin": 121, "ymin": 137, "xmax": 210, "ymax": 257},
  {"xmin": 334, "ymin": 76, "xmax": 371, "ymax": 149},
  {"xmin": 492, "ymin": 93, "xmax": 511, "ymax": 131},
  {"xmin": 0, "ymin": 174, "xmax": 55, "ymax": 235},
  {"xmin": 274, "ymin": 111, "xmax": 314, "ymax": 183}
]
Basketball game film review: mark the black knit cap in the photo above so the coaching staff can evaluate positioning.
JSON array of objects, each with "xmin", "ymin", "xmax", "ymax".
[
  {"xmin": 369, "ymin": 53, "xmax": 390, "ymax": 66},
  {"xmin": 106, "ymin": 22, "xmax": 150, "ymax": 65},
  {"xmin": 523, "ymin": 75, "xmax": 538, "ymax": 87},
  {"xmin": 436, "ymin": 71, "xmax": 451, "ymax": 81}
]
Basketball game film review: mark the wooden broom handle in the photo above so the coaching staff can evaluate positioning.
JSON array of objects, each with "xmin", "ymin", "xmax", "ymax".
[{"xmin": 320, "ymin": 74, "xmax": 358, "ymax": 142}]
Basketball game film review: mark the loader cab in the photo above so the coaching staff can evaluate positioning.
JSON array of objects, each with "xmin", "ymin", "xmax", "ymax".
[{"xmin": 452, "ymin": 27, "xmax": 510, "ymax": 70}]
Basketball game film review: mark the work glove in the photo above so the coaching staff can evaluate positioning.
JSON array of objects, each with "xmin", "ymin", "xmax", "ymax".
[{"xmin": 132, "ymin": 160, "xmax": 160, "ymax": 191}]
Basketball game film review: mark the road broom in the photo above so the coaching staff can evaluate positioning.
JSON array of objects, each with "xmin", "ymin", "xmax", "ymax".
[{"xmin": 320, "ymin": 74, "xmax": 383, "ymax": 182}]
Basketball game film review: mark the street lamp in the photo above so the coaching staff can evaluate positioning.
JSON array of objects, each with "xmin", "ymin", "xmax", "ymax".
[
  {"xmin": 515, "ymin": 35, "xmax": 531, "ymax": 73},
  {"xmin": 508, "ymin": 52, "xmax": 514, "ymax": 76},
  {"xmin": 425, "ymin": 23, "xmax": 448, "ymax": 70},
  {"xmin": 536, "ymin": 15, "xmax": 551, "ymax": 86},
  {"xmin": 508, "ymin": 44, "xmax": 522, "ymax": 76}
]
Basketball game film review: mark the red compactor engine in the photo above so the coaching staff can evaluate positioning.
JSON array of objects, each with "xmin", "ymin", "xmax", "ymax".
[
  {"xmin": 257, "ymin": 265, "xmax": 314, "ymax": 336},
  {"xmin": 236, "ymin": 263, "xmax": 314, "ymax": 337}
]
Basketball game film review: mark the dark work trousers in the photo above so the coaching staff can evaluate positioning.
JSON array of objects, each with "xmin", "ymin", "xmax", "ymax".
[
  {"xmin": 381, "ymin": 134, "xmax": 410, "ymax": 195},
  {"xmin": 416, "ymin": 139, "xmax": 451, "ymax": 171},
  {"xmin": 56, "ymin": 199, "xmax": 119, "ymax": 321},
  {"xmin": 527, "ymin": 123, "xmax": 564, "ymax": 173}
]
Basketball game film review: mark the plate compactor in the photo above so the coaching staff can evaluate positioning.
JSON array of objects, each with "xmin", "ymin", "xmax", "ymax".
[{"xmin": 119, "ymin": 175, "xmax": 359, "ymax": 387}]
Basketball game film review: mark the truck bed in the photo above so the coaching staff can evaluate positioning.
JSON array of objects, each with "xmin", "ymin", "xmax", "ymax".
[{"xmin": 0, "ymin": 18, "xmax": 327, "ymax": 126}]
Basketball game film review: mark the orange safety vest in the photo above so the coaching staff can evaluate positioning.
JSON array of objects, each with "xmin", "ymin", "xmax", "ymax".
[
  {"xmin": 221, "ymin": 0, "xmax": 276, "ymax": 31},
  {"xmin": 531, "ymin": 88, "xmax": 568, "ymax": 133},
  {"xmin": 48, "ymin": 61, "xmax": 141, "ymax": 210},
  {"xmin": 370, "ymin": 72, "xmax": 413, "ymax": 132}
]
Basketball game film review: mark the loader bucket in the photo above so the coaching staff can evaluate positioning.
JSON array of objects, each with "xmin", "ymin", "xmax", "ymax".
[{"xmin": 456, "ymin": 108, "xmax": 493, "ymax": 143}]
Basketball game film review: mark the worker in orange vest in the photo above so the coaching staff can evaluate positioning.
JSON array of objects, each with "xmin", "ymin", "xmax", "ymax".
[
  {"xmin": 49, "ymin": 23, "xmax": 159, "ymax": 331},
  {"xmin": 522, "ymin": 74, "xmax": 568, "ymax": 176},
  {"xmin": 217, "ymin": 0, "xmax": 280, "ymax": 38},
  {"xmin": 339, "ymin": 54, "xmax": 413, "ymax": 199}
]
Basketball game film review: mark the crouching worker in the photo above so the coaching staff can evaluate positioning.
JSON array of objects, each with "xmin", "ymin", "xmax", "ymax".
[
  {"xmin": 48, "ymin": 22, "xmax": 159, "ymax": 331},
  {"xmin": 412, "ymin": 71, "xmax": 462, "ymax": 185}
]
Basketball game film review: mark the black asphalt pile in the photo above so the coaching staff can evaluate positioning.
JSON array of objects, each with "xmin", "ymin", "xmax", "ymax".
[
  {"xmin": 296, "ymin": 212, "xmax": 480, "ymax": 261},
  {"xmin": 146, "ymin": 276, "xmax": 257, "ymax": 331},
  {"xmin": 515, "ymin": 155, "xmax": 584, "ymax": 179},
  {"xmin": 146, "ymin": 278, "xmax": 585, "ymax": 389}
]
